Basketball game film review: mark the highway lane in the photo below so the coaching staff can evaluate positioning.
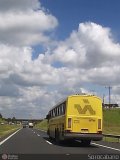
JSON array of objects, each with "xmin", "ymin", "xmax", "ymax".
[
  {"xmin": 0, "ymin": 128, "xmax": 120, "ymax": 156},
  {"xmin": 0, "ymin": 128, "xmax": 62, "ymax": 154},
  {"xmin": 33, "ymin": 128, "xmax": 120, "ymax": 154}
]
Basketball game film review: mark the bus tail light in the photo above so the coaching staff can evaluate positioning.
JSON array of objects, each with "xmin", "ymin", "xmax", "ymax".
[
  {"xmin": 65, "ymin": 130, "xmax": 71, "ymax": 133},
  {"xmin": 98, "ymin": 119, "xmax": 101, "ymax": 129},
  {"xmin": 68, "ymin": 118, "xmax": 72, "ymax": 128},
  {"xmin": 97, "ymin": 131, "xmax": 102, "ymax": 134}
]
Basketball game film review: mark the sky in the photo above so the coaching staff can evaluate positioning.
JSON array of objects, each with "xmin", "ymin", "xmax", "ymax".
[{"xmin": 0, "ymin": 0, "xmax": 120, "ymax": 119}]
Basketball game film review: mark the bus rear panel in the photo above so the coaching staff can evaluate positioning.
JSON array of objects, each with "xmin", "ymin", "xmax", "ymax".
[{"xmin": 64, "ymin": 95, "xmax": 103, "ymax": 141}]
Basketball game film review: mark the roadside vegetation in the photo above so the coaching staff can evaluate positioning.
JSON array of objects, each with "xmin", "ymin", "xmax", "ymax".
[
  {"xmin": 0, "ymin": 118, "xmax": 6, "ymax": 124},
  {"xmin": 0, "ymin": 118, "xmax": 21, "ymax": 138},
  {"xmin": 103, "ymin": 108, "xmax": 120, "ymax": 135},
  {"xmin": 102, "ymin": 108, "xmax": 120, "ymax": 142},
  {"xmin": 35, "ymin": 119, "xmax": 48, "ymax": 131}
]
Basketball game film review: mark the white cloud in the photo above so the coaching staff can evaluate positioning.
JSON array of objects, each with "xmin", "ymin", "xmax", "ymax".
[
  {"xmin": 0, "ymin": 1, "xmax": 58, "ymax": 46},
  {"xmin": 0, "ymin": 0, "xmax": 40, "ymax": 12},
  {"xmin": 0, "ymin": 1, "xmax": 120, "ymax": 118},
  {"xmin": 50, "ymin": 22, "xmax": 120, "ymax": 69}
]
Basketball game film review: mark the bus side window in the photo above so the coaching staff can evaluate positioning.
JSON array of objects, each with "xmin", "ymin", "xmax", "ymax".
[
  {"xmin": 58, "ymin": 106, "xmax": 60, "ymax": 116},
  {"xmin": 63, "ymin": 102, "xmax": 66, "ymax": 114},
  {"xmin": 53, "ymin": 109, "xmax": 55, "ymax": 117},
  {"xmin": 60, "ymin": 105, "xmax": 62, "ymax": 115},
  {"xmin": 55, "ymin": 107, "xmax": 57, "ymax": 116},
  {"xmin": 57, "ymin": 107, "xmax": 59, "ymax": 116},
  {"xmin": 52, "ymin": 110, "xmax": 54, "ymax": 117},
  {"xmin": 51, "ymin": 111, "xmax": 52, "ymax": 117},
  {"xmin": 52, "ymin": 110, "xmax": 53, "ymax": 117},
  {"xmin": 61, "ymin": 104, "xmax": 63, "ymax": 115},
  {"xmin": 53, "ymin": 109, "xmax": 54, "ymax": 117},
  {"xmin": 56, "ymin": 107, "xmax": 58, "ymax": 116},
  {"xmin": 49, "ymin": 111, "xmax": 51, "ymax": 118}
]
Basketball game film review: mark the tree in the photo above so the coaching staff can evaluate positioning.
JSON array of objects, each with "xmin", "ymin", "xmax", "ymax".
[
  {"xmin": 7, "ymin": 118, "xmax": 12, "ymax": 123},
  {"xmin": 0, "ymin": 113, "xmax": 3, "ymax": 119},
  {"xmin": 12, "ymin": 117, "xmax": 16, "ymax": 123}
]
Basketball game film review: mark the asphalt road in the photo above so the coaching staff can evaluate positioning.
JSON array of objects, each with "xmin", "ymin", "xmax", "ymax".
[{"xmin": 0, "ymin": 128, "xmax": 120, "ymax": 160}]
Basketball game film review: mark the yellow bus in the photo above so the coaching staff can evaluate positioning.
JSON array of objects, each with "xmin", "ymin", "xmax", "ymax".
[{"xmin": 46, "ymin": 94, "xmax": 103, "ymax": 145}]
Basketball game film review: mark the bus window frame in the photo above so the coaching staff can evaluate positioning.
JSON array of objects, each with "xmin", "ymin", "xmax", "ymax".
[{"xmin": 47, "ymin": 100, "xmax": 67, "ymax": 119}]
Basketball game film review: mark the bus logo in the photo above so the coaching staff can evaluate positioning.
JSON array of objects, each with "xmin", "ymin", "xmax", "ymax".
[{"xmin": 74, "ymin": 104, "xmax": 96, "ymax": 115}]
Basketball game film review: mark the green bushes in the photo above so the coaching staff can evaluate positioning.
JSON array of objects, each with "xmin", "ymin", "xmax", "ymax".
[{"xmin": 103, "ymin": 108, "xmax": 120, "ymax": 134}]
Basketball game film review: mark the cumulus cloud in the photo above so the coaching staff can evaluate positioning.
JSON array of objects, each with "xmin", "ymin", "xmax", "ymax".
[
  {"xmin": 0, "ymin": 1, "xmax": 120, "ymax": 118},
  {"xmin": 51, "ymin": 22, "xmax": 120, "ymax": 68},
  {"xmin": 0, "ymin": 0, "xmax": 58, "ymax": 118},
  {"xmin": 44, "ymin": 22, "xmax": 120, "ymax": 90},
  {"xmin": 0, "ymin": 0, "xmax": 58, "ymax": 46},
  {"xmin": 0, "ymin": 0, "xmax": 40, "ymax": 12}
]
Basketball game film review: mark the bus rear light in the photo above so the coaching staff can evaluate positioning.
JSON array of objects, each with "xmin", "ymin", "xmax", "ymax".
[
  {"xmin": 65, "ymin": 130, "xmax": 71, "ymax": 133},
  {"xmin": 98, "ymin": 119, "xmax": 101, "ymax": 129},
  {"xmin": 68, "ymin": 118, "xmax": 72, "ymax": 128},
  {"xmin": 97, "ymin": 131, "xmax": 102, "ymax": 134}
]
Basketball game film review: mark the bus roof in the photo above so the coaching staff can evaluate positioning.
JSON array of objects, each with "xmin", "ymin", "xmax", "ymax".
[
  {"xmin": 49, "ymin": 94, "xmax": 101, "ymax": 112},
  {"xmin": 49, "ymin": 98, "xmax": 67, "ymax": 112},
  {"xmin": 68, "ymin": 94, "xmax": 101, "ymax": 99}
]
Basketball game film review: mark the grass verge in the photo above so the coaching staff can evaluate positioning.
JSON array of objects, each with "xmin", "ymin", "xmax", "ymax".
[
  {"xmin": 0, "ymin": 124, "xmax": 20, "ymax": 139},
  {"xmin": 35, "ymin": 119, "xmax": 48, "ymax": 131},
  {"xmin": 102, "ymin": 108, "xmax": 120, "ymax": 143},
  {"xmin": 103, "ymin": 108, "xmax": 120, "ymax": 135}
]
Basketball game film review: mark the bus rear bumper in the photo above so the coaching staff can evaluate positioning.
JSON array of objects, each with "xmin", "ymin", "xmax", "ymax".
[{"xmin": 64, "ymin": 133, "xmax": 103, "ymax": 141}]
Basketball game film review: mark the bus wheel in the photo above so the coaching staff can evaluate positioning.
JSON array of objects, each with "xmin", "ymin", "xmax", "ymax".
[
  {"xmin": 48, "ymin": 133, "xmax": 52, "ymax": 139},
  {"xmin": 55, "ymin": 130, "xmax": 60, "ymax": 144},
  {"xmin": 81, "ymin": 140, "xmax": 91, "ymax": 146},
  {"xmin": 47, "ymin": 129, "xmax": 49, "ymax": 135}
]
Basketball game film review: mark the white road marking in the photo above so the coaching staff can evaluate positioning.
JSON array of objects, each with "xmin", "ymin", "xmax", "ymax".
[
  {"xmin": 75, "ymin": 140, "xmax": 81, "ymax": 143},
  {"xmin": 34, "ymin": 128, "xmax": 47, "ymax": 133},
  {"xmin": 40, "ymin": 129, "xmax": 47, "ymax": 132},
  {"xmin": 92, "ymin": 142, "xmax": 120, "ymax": 152},
  {"xmin": 76, "ymin": 140, "xmax": 120, "ymax": 152},
  {"xmin": 66, "ymin": 154, "xmax": 70, "ymax": 156},
  {"xmin": 46, "ymin": 140, "xmax": 52, "ymax": 145},
  {"xmin": 0, "ymin": 128, "xmax": 21, "ymax": 146},
  {"xmin": 37, "ymin": 134, "xmax": 40, "ymax": 136}
]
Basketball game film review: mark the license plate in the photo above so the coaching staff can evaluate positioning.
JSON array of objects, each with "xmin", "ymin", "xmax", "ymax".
[{"xmin": 81, "ymin": 129, "xmax": 89, "ymax": 133}]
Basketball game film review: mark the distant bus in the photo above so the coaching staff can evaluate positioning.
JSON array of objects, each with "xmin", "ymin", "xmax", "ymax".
[{"xmin": 46, "ymin": 94, "xmax": 103, "ymax": 145}]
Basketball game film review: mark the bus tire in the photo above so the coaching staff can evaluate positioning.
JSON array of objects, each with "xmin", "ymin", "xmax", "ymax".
[
  {"xmin": 55, "ymin": 129, "xmax": 60, "ymax": 144},
  {"xmin": 47, "ymin": 129, "xmax": 49, "ymax": 135},
  {"xmin": 81, "ymin": 140, "xmax": 91, "ymax": 146},
  {"xmin": 49, "ymin": 135, "xmax": 52, "ymax": 140}
]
